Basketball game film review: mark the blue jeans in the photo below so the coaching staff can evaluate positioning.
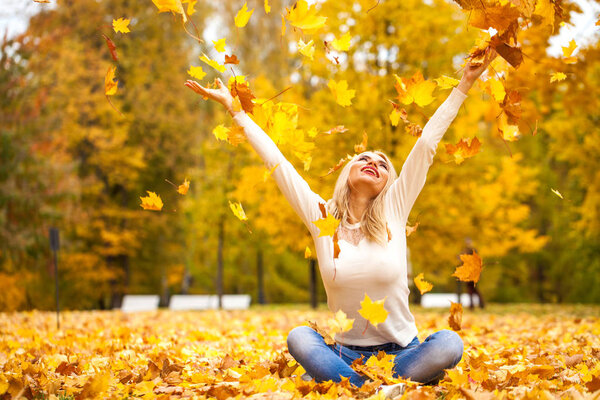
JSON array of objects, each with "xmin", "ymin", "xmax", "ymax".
[{"xmin": 287, "ymin": 326, "xmax": 463, "ymax": 387}]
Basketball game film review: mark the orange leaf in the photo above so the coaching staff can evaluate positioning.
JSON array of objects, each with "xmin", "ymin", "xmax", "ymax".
[
  {"xmin": 414, "ymin": 273, "xmax": 433, "ymax": 295},
  {"xmin": 230, "ymin": 81, "xmax": 256, "ymax": 115},
  {"xmin": 105, "ymin": 66, "xmax": 118, "ymax": 96},
  {"xmin": 406, "ymin": 222, "xmax": 419, "ymax": 236},
  {"xmin": 140, "ymin": 191, "xmax": 163, "ymax": 211},
  {"xmin": 445, "ymin": 137, "xmax": 481, "ymax": 165},
  {"xmin": 101, "ymin": 34, "xmax": 118, "ymax": 61},
  {"xmin": 354, "ymin": 131, "xmax": 368, "ymax": 153},
  {"xmin": 394, "ymin": 71, "xmax": 436, "ymax": 107},
  {"xmin": 453, "ymin": 251, "xmax": 483, "ymax": 283},
  {"xmin": 224, "ymin": 54, "xmax": 240, "ymax": 65},
  {"xmin": 323, "ymin": 125, "xmax": 348, "ymax": 135},
  {"xmin": 448, "ymin": 302, "xmax": 463, "ymax": 331},
  {"xmin": 177, "ymin": 179, "xmax": 190, "ymax": 195}
]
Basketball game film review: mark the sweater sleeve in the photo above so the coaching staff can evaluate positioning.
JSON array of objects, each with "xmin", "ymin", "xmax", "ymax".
[
  {"xmin": 385, "ymin": 88, "xmax": 467, "ymax": 223},
  {"xmin": 232, "ymin": 111, "xmax": 325, "ymax": 237}
]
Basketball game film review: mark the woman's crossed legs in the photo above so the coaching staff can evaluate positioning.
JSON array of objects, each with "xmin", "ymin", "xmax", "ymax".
[{"xmin": 287, "ymin": 326, "xmax": 463, "ymax": 387}]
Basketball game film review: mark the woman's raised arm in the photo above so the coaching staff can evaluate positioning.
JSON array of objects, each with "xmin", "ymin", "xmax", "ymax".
[
  {"xmin": 185, "ymin": 78, "xmax": 325, "ymax": 237},
  {"xmin": 385, "ymin": 50, "xmax": 497, "ymax": 224}
]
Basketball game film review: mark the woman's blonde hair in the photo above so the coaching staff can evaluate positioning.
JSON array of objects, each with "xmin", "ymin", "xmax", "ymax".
[{"xmin": 326, "ymin": 150, "xmax": 398, "ymax": 246}]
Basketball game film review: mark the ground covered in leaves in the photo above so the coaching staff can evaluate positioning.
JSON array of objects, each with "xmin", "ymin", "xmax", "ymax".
[{"xmin": 1, "ymin": 304, "xmax": 599, "ymax": 399}]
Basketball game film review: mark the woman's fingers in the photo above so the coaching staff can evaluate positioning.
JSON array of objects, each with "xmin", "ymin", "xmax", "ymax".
[{"xmin": 185, "ymin": 80, "xmax": 212, "ymax": 97}]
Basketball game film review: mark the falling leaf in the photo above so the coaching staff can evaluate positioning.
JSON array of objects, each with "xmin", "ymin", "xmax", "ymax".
[
  {"xmin": 297, "ymin": 39, "xmax": 315, "ymax": 60},
  {"xmin": 213, "ymin": 38, "xmax": 227, "ymax": 53},
  {"xmin": 140, "ymin": 191, "xmax": 163, "ymax": 211},
  {"xmin": 498, "ymin": 114, "xmax": 520, "ymax": 141},
  {"xmin": 354, "ymin": 131, "xmax": 368, "ymax": 153},
  {"xmin": 264, "ymin": 0, "xmax": 271, "ymax": 14},
  {"xmin": 304, "ymin": 246, "xmax": 311, "ymax": 258},
  {"xmin": 406, "ymin": 221, "xmax": 419, "ymax": 236},
  {"xmin": 445, "ymin": 137, "xmax": 481, "ymax": 165},
  {"xmin": 331, "ymin": 32, "xmax": 351, "ymax": 51},
  {"xmin": 187, "ymin": 65, "xmax": 206, "ymax": 80},
  {"xmin": 213, "ymin": 125, "xmax": 228, "ymax": 141},
  {"xmin": 230, "ymin": 81, "xmax": 256, "ymax": 114},
  {"xmin": 112, "ymin": 18, "xmax": 130, "ymax": 34},
  {"xmin": 394, "ymin": 71, "xmax": 436, "ymax": 107},
  {"xmin": 229, "ymin": 201, "xmax": 248, "ymax": 221},
  {"xmin": 414, "ymin": 273, "xmax": 433, "ymax": 295},
  {"xmin": 312, "ymin": 214, "xmax": 340, "ymax": 237},
  {"xmin": 358, "ymin": 294, "xmax": 388, "ymax": 329},
  {"xmin": 105, "ymin": 66, "xmax": 118, "ymax": 96},
  {"xmin": 152, "ymin": 0, "xmax": 187, "ymax": 22},
  {"xmin": 551, "ymin": 188, "xmax": 563, "ymax": 199},
  {"xmin": 224, "ymin": 54, "xmax": 239, "ymax": 64},
  {"xmin": 484, "ymin": 78, "xmax": 506, "ymax": 103},
  {"xmin": 448, "ymin": 302, "xmax": 463, "ymax": 331},
  {"xmin": 453, "ymin": 251, "xmax": 483, "ymax": 283},
  {"xmin": 225, "ymin": 124, "xmax": 247, "ymax": 146},
  {"xmin": 177, "ymin": 179, "xmax": 190, "ymax": 195},
  {"xmin": 199, "ymin": 54, "xmax": 226, "ymax": 73},
  {"xmin": 101, "ymin": 34, "xmax": 118, "ymax": 61},
  {"xmin": 501, "ymin": 89, "xmax": 522, "ymax": 125},
  {"xmin": 235, "ymin": 2, "xmax": 254, "ymax": 28},
  {"xmin": 186, "ymin": 0, "xmax": 197, "ymax": 15},
  {"xmin": 490, "ymin": 36, "xmax": 523, "ymax": 69},
  {"xmin": 550, "ymin": 72, "xmax": 566, "ymax": 83},
  {"xmin": 324, "ymin": 154, "xmax": 353, "ymax": 176},
  {"xmin": 263, "ymin": 164, "xmax": 279, "ymax": 182},
  {"xmin": 329, "ymin": 310, "xmax": 354, "ymax": 334},
  {"xmin": 286, "ymin": 0, "xmax": 327, "ymax": 33},
  {"xmin": 333, "ymin": 230, "xmax": 341, "ymax": 259},
  {"xmin": 562, "ymin": 40, "xmax": 578, "ymax": 64},
  {"xmin": 434, "ymin": 75, "xmax": 460, "ymax": 89},
  {"xmin": 308, "ymin": 321, "xmax": 335, "ymax": 345},
  {"xmin": 323, "ymin": 126, "xmax": 348, "ymax": 135},
  {"xmin": 328, "ymin": 80, "xmax": 355, "ymax": 107}
]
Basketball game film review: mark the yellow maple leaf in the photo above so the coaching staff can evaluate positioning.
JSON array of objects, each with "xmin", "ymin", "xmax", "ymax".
[
  {"xmin": 327, "ymin": 80, "xmax": 355, "ymax": 107},
  {"xmin": 331, "ymin": 32, "xmax": 351, "ymax": 51},
  {"xmin": 235, "ymin": 2, "xmax": 254, "ymax": 28},
  {"xmin": 112, "ymin": 18, "xmax": 130, "ymax": 34},
  {"xmin": 140, "ymin": 191, "xmax": 163, "ymax": 211},
  {"xmin": 264, "ymin": 0, "xmax": 271, "ymax": 14},
  {"xmin": 484, "ymin": 78, "xmax": 506, "ymax": 102},
  {"xmin": 358, "ymin": 294, "xmax": 388, "ymax": 328},
  {"xmin": 551, "ymin": 188, "xmax": 563, "ymax": 199},
  {"xmin": 297, "ymin": 39, "xmax": 315, "ymax": 60},
  {"xmin": 185, "ymin": 0, "xmax": 197, "ymax": 15},
  {"xmin": 177, "ymin": 179, "xmax": 190, "ymax": 195},
  {"xmin": 286, "ymin": 0, "xmax": 327, "ymax": 33},
  {"xmin": 199, "ymin": 54, "xmax": 226, "ymax": 73},
  {"xmin": 213, "ymin": 124, "xmax": 229, "ymax": 141},
  {"xmin": 229, "ymin": 201, "xmax": 248, "ymax": 221},
  {"xmin": 414, "ymin": 272, "xmax": 433, "ymax": 295},
  {"xmin": 453, "ymin": 251, "xmax": 483, "ymax": 283},
  {"xmin": 534, "ymin": 0, "xmax": 555, "ymax": 28},
  {"xmin": 498, "ymin": 114, "xmax": 520, "ymax": 142},
  {"xmin": 105, "ymin": 66, "xmax": 118, "ymax": 96},
  {"xmin": 329, "ymin": 310, "xmax": 354, "ymax": 334},
  {"xmin": 152, "ymin": 0, "xmax": 187, "ymax": 22},
  {"xmin": 304, "ymin": 246, "xmax": 312, "ymax": 258},
  {"xmin": 263, "ymin": 164, "xmax": 279, "ymax": 182},
  {"xmin": 213, "ymin": 38, "xmax": 227, "ymax": 53},
  {"xmin": 445, "ymin": 137, "xmax": 482, "ymax": 165},
  {"xmin": 187, "ymin": 65, "xmax": 206, "ymax": 80},
  {"xmin": 394, "ymin": 71, "xmax": 436, "ymax": 107},
  {"xmin": 434, "ymin": 75, "xmax": 460, "ymax": 90},
  {"xmin": 389, "ymin": 108, "xmax": 403, "ymax": 127},
  {"xmin": 550, "ymin": 72, "xmax": 566, "ymax": 83},
  {"xmin": 312, "ymin": 214, "xmax": 340, "ymax": 237},
  {"xmin": 562, "ymin": 39, "xmax": 578, "ymax": 64}
]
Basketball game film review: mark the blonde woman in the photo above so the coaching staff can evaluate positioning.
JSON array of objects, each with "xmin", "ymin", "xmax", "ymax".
[{"xmin": 185, "ymin": 50, "xmax": 495, "ymax": 394}]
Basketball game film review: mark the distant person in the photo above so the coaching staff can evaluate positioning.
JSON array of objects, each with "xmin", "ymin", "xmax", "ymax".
[
  {"xmin": 186, "ymin": 50, "xmax": 496, "ymax": 396},
  {"xmin": 459, "ymin": 237, "xmax": 485, "ymax": 310}
]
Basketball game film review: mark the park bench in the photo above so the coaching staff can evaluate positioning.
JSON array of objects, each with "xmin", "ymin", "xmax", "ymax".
[
  {"xmin": 168, "ymin": 294, "xmax": 252, "ymax": 310},
  {"xmin": 420, "ymin": 293, "xmax": 480, "ymax": 308},
  {"xmin": 120, "ymin": 295, "xmax": 160, "ymax": 312}
]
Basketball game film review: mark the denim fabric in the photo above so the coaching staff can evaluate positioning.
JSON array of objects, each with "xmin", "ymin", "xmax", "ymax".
[{"xmin": 287, "ymin": 326, "xmax": 463, "ymax": 387}]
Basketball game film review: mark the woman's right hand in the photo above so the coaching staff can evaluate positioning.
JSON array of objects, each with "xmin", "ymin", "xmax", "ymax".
[{"xmin": 185, "ymin": 78, "xmax": 236, "ymax": 115}]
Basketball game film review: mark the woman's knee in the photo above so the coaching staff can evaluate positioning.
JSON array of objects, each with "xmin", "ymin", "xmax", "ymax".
[
  {"xmin": 431, "ymin": 329, "xmax": 463, "ymax": 367},
  {"xmin": 287, "ymin": 326, "xmax": 321, "ymax": 358}
]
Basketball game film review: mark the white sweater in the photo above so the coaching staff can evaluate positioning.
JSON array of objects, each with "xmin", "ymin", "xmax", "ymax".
[{"xmin": 232, "ymin": 88, "xmax": 467, "ymax": 346}]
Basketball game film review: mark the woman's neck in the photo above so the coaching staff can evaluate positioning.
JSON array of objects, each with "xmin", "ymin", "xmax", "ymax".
[{"xmin": 348, "ymin": 192, "xmax": 371, "ymax": 224}]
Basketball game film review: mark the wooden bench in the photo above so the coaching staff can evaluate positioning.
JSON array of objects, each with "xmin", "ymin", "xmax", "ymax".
[{"xmin": 120, "ymin": 295, "xmax": 160, "ymax": 312}]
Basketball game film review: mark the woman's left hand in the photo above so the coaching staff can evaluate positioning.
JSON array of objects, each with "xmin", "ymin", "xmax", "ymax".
[{"xmin": 457, "ymin": 48, "xmax": 498, "ymax": 94}]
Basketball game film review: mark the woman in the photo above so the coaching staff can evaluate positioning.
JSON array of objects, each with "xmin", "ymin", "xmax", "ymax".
[{"xmin": 185, "ymin": 49, "xmax": 495, "ymax": 394}]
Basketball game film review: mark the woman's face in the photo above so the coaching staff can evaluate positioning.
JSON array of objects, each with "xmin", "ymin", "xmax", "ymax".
[{"xmin": 347, "ymin": 152, "xmax": 390, "ymax": 198}]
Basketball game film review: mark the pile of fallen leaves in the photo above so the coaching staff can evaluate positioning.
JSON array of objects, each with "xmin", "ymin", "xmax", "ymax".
[{"xmin": 0, "ymin": 305, "xmax": 599, "ymax": 399}]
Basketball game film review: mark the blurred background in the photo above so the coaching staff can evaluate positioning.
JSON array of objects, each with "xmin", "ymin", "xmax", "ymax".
[{"xmin": 1, "ymin": 0, "xmax": 599, "ymax": 311}]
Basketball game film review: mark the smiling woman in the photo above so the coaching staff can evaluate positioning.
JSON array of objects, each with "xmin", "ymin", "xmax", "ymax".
[{"xmin": 185, "ymin": 48, "xmax": 496, "ymax": 395}]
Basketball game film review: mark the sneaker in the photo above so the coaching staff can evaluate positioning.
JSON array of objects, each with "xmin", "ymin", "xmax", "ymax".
[{"xmin": 378, "ymin": 382, "xmax": 406, "ymax": 399}]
